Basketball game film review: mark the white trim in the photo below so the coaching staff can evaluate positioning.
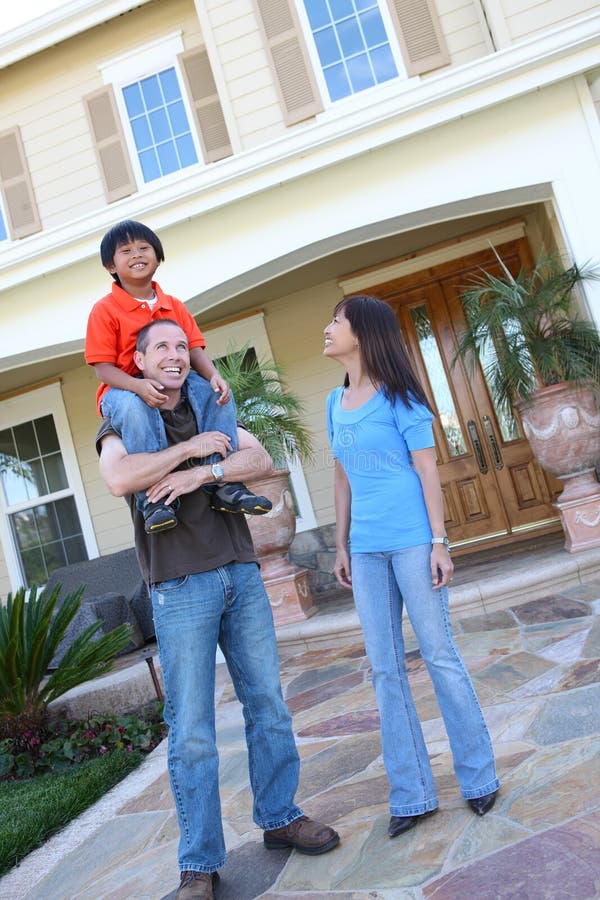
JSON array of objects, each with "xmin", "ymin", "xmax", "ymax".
[
  {"xmin": 478, "ymin": 0, "xmax": 511, "ymax": 50},
  {"xmin": 0, "ymin": 382, "xmax": 99, "ymax": 591},
  {"xmin": 338, "ymin": 221, "xmax": 527, "ymax": 292},
  {"xmin": 203, "ymin": 312, "xmax": 317, "ymax": 532}
]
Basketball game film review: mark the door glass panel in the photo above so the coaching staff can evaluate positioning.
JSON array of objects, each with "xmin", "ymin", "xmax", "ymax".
[
  {"xmin": 410, "ymin": 305, "xmax": 467, "ymax": 457},
  {"xmin": 475, "ymin": 337, "xmax": 521, "ymax": 442}
]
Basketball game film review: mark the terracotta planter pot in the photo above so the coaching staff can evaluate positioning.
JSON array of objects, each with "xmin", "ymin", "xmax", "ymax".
[
  {"xmin": 246, "ymin": 469, "xmax": 317, "ymax": 624},
  {"xmin": 517, "ymin": 382, "xmax": 600, "ymax": 551}
]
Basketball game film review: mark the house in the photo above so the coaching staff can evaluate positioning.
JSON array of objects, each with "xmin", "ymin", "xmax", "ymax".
[{"xmin": 1, "ymin": 0, "xmax": 600, "ymax": 598}]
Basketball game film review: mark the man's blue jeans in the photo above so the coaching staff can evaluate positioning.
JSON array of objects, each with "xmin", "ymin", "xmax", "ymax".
[
  {"xmin": 351, "ymin": 543, "xmax": 499, "ymax": 817},
  {"xmin": 101, "ymin": 372, "xmax": 237, "ymax": 510},
  {"xmin": 150, "ymin": 562, "xmax": 302, "ymax": 873}
]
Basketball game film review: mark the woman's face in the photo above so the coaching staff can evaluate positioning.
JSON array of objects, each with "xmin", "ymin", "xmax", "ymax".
[{"xmin": 323, "ymin": 307, "xmax": 358, "ymax": 360}]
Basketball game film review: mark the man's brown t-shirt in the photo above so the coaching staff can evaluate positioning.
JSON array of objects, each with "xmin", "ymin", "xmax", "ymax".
[{"xmin": 96, "ymin": 398, "xmax": 257, "ymax": 586}]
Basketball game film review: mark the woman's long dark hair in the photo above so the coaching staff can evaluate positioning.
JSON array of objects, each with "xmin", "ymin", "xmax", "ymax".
[{"xmin": 334, "ymin": 294, "xmax": 432, "ymax": 411}]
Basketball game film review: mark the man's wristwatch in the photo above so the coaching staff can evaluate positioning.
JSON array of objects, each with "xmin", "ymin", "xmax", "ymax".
[
  {"xmin": 211, "ymin": 463, "xmax": 224, "ymax": 482},
  {"xmin": 432, "ymin": 536, "xmax": 450, "ymax": 550}
]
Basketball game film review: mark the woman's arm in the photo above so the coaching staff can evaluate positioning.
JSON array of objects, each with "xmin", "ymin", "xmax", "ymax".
[
  {"xmin": 411, "ymin": 447, "xmax": 454, "ymax": 590},
  {"xmin": 333, "ymin": 460, "xmax": 353, "ymax": 589}
]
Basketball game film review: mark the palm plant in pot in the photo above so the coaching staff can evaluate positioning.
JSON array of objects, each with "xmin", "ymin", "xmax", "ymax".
[
  {"xmin": 455, "ymin": 248, "xmax": 600, "ymax": 551},
  {"xmin": 215, "ymin": 346, "xmax": 317, "ymax": 622}
]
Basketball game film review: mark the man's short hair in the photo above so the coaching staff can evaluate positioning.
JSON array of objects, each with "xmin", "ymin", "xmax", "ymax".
[
  {"xmin": 101, "ymin": 220, "xmax": 165, "ymax": 279},
  {"xmin": 136, "ymin": 318, "xmax": 183, "ymax": 354}
]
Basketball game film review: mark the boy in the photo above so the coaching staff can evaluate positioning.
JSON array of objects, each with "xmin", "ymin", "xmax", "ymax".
[{"xmin": 85, "ymin": 220, "xmax": 271, "ymax": 533}]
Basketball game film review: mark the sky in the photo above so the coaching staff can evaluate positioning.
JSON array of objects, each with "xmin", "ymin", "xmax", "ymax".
[{"xmin": 2, "ymin": 0, "xmax": 70, "ymax": 35}]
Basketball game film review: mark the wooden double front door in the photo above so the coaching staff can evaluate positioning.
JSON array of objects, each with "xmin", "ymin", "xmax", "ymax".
[{"xmin": 367, "ymin": 237, "xmax": 561, "ymax": 552}]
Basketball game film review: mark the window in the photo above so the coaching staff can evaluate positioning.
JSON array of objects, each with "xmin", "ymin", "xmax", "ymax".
[
  {"xmin": 303, "ymin": 0, "xmax": 398, "ymax": 101},
  {"xmin": 0, "ymin": 206, "xmax": 7, "ymax": 242},
  {"xmin": 122, "ymin": 67, "xmax": 198, "ymax": 183},
  {"xmin": 87, "ymin": 34, "xmax": 232, "ymax": 201},
  {"xmin": 0, "ymin": 383, "xmax": 98, "ymax": 591}
]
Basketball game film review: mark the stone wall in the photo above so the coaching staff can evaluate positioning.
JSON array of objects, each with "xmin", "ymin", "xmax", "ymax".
[{"xmin": 289, "ymin": 524, "xmax": 339, "ymax": 597}]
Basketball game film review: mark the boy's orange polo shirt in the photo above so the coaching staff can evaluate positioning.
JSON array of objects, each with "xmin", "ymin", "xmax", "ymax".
[{"xmin": 85, "ymin": 281, "xmax": 206, "ymax": 415}]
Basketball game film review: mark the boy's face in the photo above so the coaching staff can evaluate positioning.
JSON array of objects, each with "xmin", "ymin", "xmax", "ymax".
[{"xmin": 107, "ymin": 237, "xmax": 160, "ymax": 288}]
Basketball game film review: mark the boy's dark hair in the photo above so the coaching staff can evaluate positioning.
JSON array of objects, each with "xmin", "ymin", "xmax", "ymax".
[{"xmin": 100, "ymin": 220, "xmax": 165, "ymax": 283}]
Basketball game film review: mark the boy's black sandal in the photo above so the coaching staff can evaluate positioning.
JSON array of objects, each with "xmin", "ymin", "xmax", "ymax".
[
  {"xmin": 143, "ymin": 500, "xmax": 178, "ymax": 534},
  {"xmin": 203, "ymin": 482, "xmax": 272, "ymax": 515}
]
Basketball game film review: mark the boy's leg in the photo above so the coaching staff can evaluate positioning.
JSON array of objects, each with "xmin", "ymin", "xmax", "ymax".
[
  {"xmin": 101, "ymin": 388, "xmax": 178, "ymax": 534},
  {"xmin": 184, "ymin": 373, "xmax": 272, "ymax": 515}
]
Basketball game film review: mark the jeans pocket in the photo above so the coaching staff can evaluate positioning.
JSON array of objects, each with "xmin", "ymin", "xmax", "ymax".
[{"xmin": 154, "ymin": 575, "xmax": 189, "ymax": 591}]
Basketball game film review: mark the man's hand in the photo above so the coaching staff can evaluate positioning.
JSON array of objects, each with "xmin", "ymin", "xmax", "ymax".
[
  {"xmin": 185, "ymin": 431, "xmax": 233, "ymax": 461},
  {"xmin": 209, "ymin": 373, "xmax": 231, "ymax": 406},
  {"xmin": 146, "ymin": 468, "xmax": 207, "ymax": 505},
  {"xmin": 135, "ymin": 378, "xmax": 168, "ymax": 408}
]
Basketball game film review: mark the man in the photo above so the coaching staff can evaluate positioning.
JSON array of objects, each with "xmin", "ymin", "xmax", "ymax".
[{"xmin": 98, "ymin": 319, "xmax": 339, "ymax": 899}]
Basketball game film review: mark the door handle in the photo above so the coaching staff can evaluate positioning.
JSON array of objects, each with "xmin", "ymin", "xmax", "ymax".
[
  {"xmin": 482, "ymin": 415, "xmax": 504, "ymax": 470},
  {"xmin": 467, "ymin": 420, "xmax": 488, "ymax": 474}
]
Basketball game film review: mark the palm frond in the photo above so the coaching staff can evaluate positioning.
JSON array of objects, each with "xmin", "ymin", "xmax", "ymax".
[
  {"xmin": 454, "ymin": 250, "xmax": 600, "ymax": 413},
  {"xmin": 216, "ymin": 345, "xmax": 314, "ymax": 467}
]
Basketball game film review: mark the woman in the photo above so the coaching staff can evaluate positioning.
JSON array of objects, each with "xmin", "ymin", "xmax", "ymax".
[{"xmin": 324, "ymin": 294, "xmax": 499, "ymax": 838}]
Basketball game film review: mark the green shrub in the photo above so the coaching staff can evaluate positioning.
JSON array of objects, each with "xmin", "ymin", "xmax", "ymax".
[{"xmin": 0, "ymin": 584, "xmax": 132, "ymax": 739}]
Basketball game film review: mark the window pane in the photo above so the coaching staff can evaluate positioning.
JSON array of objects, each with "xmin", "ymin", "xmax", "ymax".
[
  {"xmin": 149, "ymin": 108, "xmax": 170, "ymax": 143},
  {"xmin": 140, "ymin": 74, "xmax": 162, "ymax": 110},
  {"xmin": 324, "ymin": 62, "xmax": 351, "ymax": 100},
  {"xmin": 14, "ymin": 421, "xmax": 37, "ymax": 461},
  {"xmin": 123, "ymin": 82, "xmax": 143, "ymax": 117},
  {"xmin": 35, "ymin": 415, "xmax": 59, "ymax": 455},
  {"xmin": 64, "ymin": 535, "xmax": 88, "ymax": 565},
  {"xmin": 20, "ymin": 547, "xmax": 47, "ymax": 587},
  {"xmin": 176, "ymin": 134, "xmax": 198, "ymax": 168},
  {"xmin": 0, "ymin": 209, "xmax": 7, "ymax": 242},
  {"xmin": 26, "ymin": 459, "xmax": 49, "ymax": 499},
  {"xmin": 346, "ymin": 53, "xmax": 375, "ymax": 92},
  {"xmin": 337, "ymin": 18, "xmax": 364, "ymax": 56},
  {"xmin": 370, "ymin": 44, "xmax": 397, "ymax": 82},
  {"xmin": 55, "ymin": 496, "xmax": 81, "ymax": 537},
  {"xmin": 159, "ymin": 67, "xmax": 180, "ymax": 102},
  {"xmin": 304, "ymin": 0, "xmax": 330, "ymax": 28},
  {"xmin": 315, "ymin": 27, "xmax": 341, "ymax": 66},
  {"xmin": 139, "ymin": 148, "xmax": 161, "ymax": 182},
  {"xmin": 330, "ymin": 0, "xmax": 353, "ymax": 16},
  {"xmin": 360, "ymin": 6, "xmax": 387, "ymax": 44},
  {"xmin": 156, "ymin": 141, "xmax": 179, "ymax": 175},
  {"xmin": 44, "ymin": 453, "xmax": 68, "ymax": 493},
  {"xmin": 411, "ymin": 306, "xmax": 468, "ymax": 457},
  {"xmin": 168, "ymin": 100, "xmax": 189, "ymax": 135},
  {"xmin": 131, "ymin": 116, "xmax": 152, "ymax": 151}
]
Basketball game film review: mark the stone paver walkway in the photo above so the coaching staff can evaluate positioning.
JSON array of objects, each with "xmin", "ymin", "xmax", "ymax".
[{"xmin": 1, "ymin": 578, "xmax": 599, "ymax": 899}]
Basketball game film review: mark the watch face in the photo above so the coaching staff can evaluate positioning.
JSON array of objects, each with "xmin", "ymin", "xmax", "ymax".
[{"xmin": 212, "ymin": 464, "xmax": 224, "ymax": 481}]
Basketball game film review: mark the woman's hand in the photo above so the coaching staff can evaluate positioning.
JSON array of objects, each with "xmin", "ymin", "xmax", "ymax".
[
  {"xmin": 334, "ymin": 547, "xmax": 353, "ymax": 589},
  {"xmin": 430, "ymin": 544, "xmax": 453, "ymax": 590}
]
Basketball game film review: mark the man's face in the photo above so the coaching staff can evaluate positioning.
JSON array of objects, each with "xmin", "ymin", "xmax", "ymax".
[{"xmin": 134, "ymin": 323, "xmax": 191, "ymax": 389}]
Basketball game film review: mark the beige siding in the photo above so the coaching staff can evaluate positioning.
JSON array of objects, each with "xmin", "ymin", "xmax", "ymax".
[
  {"xmin": 203, "ymin": 0, "xmax": 285, "ymax": 148},
  {"xmin": 499, "ymin": 0, "xmax": 600, "ymax": 41},
  {"xmin": 437, "ymin": 0, "xmax": 493, "ymax": 65},
  {"xmin": 61, "ymin": 366, "xmax": 135, "ymax": 557},
  {"xmin": 0, "ymin": 0, "xmax": 202, "ymax": 232},
  {"xmin": 259, "ymin": 279, "xmax": 345, "ymax": 528}
]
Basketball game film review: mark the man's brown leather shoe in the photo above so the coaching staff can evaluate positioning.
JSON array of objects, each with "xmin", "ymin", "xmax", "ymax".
[
  {"xmin": 176, "ymin": 870, "xmax": 219, "ymax": 899},
  {"xmin": 263, "ymin": 815, "xmax": 340, "ymax": 855}
]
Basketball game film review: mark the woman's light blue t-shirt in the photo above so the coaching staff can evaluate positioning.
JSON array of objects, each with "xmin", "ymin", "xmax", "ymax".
[{"xmin": 326, "ymin": 386, "xmax": 435, "ymax": 553}]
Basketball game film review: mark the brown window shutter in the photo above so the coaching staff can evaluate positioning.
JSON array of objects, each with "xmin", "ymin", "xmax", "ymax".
[
  {"xmin": 387, "ymin": 0, "xmax": 450, "ymax": 76},
  {"xmin": 179, "ymin": 49, "xmax": 232, "ymax": 163},
  {"xmin": 253, "ymin": 0, "xmax": 323, "ymax": 125},
  {"xmin": 84, "ymin": 86, "xmax": 136, "ymax": 203},
  {"xmin": 0, "ymin": 128, "xmax": 41, "ymax": 239}
]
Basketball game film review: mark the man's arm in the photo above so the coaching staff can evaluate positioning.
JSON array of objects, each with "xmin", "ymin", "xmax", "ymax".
[{"xmin": 99, "ymin": 427, "xmax": 273, "ymax": 504}]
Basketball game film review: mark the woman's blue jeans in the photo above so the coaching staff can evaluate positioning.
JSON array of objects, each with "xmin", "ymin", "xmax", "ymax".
[
  {"xmin": 101, "ymin": 372, "xmax": 237, "ymax": 510},
  {"xmin": 351, "ymin": 544, "xmax": 499, "ymax": 816},
  {"xmin": 151, "ymin": 562, "xmax": 302, "ymax": 873}
]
